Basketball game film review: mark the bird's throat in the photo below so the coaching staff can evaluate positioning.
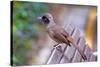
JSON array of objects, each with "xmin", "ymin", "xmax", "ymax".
[{"xmin": 46, "ymin": 21, "xmax": 56, "ymax": 29}]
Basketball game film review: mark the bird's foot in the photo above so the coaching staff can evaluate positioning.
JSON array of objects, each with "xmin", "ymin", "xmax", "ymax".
[{"xmin": 53, "ymin": 44, "xmax": 62, "ymax": 51}]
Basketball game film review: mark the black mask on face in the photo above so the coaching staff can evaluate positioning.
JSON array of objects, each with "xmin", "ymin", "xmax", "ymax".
[{"xmin": 42, "ymin": 16, "xmax": 50, "ymax": 24}]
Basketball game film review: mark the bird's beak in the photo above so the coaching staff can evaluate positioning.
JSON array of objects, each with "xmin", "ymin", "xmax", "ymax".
[
  {"xmin": 37, "ymin": 17, "xmax": 42, "ymax": 20},
  {"xmin": 37, "ymin": 17, "xmax": 42, "ymax": 23}
]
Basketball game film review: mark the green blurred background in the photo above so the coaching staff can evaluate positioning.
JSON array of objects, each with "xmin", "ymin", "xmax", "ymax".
[{"xmin": 12, "ymin": 1, "xmax": 49, "ymax": 65}]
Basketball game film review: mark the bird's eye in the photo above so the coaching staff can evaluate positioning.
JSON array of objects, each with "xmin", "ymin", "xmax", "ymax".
[{"xmin": 42, "ymin": 16, "xmax": 50, "ymax": 24}]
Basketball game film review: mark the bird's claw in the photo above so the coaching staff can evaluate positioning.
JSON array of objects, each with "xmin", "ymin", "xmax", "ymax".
[{"xmin": 53, "ymin": 44, "xmax": 62, "ymax": 51}]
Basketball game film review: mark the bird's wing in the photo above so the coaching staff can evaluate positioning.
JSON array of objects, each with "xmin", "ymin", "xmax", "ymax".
[
  {"xmin": 47, "ymin": 26, "xmax": 72, "ymax": 45},
  {"xmin": 62, "ymin": 30, "xmax": 75, "ymax": 44},
  {"xmin": 51, "ymin": 28, "xmax": 70, "ymax": 45}
]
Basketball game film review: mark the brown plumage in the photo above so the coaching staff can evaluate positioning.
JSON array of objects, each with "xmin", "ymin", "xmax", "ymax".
[{"xmin": 38, "ymin": 13, "xmax": 87, "ymax": 60}]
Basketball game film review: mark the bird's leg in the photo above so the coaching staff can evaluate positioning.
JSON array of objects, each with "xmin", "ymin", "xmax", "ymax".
[
  {"xmin": 53, "ymin": 43, "xmax": 61, "ymax": 48},
  {"xmin": 53, "ymin": 44, "xmax": 62, "ymax": 51},
  {"xmin": 53, "ymin": 43, "xmax": 59, "ymax": 47}
]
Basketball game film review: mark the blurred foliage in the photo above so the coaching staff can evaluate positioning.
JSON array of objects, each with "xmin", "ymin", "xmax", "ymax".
[{"xmin": 12, "ymin": 1, "xmax": 49, "ymax": 65}]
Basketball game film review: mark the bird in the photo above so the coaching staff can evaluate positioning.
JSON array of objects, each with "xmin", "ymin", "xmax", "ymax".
[{"xmin": 37, "ymin": 13, "xmax": 87, "ymax": 60}]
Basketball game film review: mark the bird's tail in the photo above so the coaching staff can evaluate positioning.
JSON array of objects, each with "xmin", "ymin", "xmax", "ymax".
[
  {"xmin": 67, "ymin": 36, "xmax": 87, "ymax": 60},
  {"xmin": 72, "ymin": 42, "xmax": 87, "ymax": 60}
]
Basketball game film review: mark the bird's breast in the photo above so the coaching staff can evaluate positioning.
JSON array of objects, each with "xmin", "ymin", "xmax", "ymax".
[{"xmin": 47, "ymin": 29, "xmax": 62, "ymax": 43}]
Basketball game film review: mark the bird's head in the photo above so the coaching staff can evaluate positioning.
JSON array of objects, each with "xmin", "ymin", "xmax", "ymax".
[{"xmin": 37, "ymin": 13, "xmax": 54, "ymax": 25}]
